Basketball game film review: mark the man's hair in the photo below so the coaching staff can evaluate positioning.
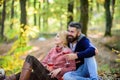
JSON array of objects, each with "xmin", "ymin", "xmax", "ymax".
[{"xmin": 68, "ymin": 22, "xmax": 82, "ymax": 30}]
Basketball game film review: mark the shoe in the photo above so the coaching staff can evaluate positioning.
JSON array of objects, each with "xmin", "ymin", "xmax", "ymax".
[
  {"xmin": 5, "ymin": 74, "xmax": 16, "ymax": 80},
  {"xmin": 19, "ymin": 62, "xmax": 32, "ymax": 80},
  {"xmin": 0, "ymin": 69, "xmax": 5, "ymax": 80}
]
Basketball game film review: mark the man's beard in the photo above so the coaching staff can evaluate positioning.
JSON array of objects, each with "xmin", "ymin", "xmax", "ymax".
[{"xmin": 67, "ymin": 35, "xmax": 78, "ymax": 43}]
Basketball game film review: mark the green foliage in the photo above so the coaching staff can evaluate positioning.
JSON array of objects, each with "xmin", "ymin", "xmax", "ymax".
[
  {"xmin": 114, "ymin": 0, "xmax": 120, "ymax": 21},
  {"xmin": 7, "ymin": 25, "xmax": 39, "ymax": 55},
  {"xmin": 98, "ymin": 64, "xmax": 110, "ymax": 73},
  {"xmin": 0, "ymin": 55, "xmax": 23, "ymax": 75},
  {"xmin": 112, "ymin": 48, "xmax": 120, "ymax": 63},
  {"xmin": 0, "ymin": 0, "xmax": 3, "ymax": 6},
  {"xmin": 0, "ymin": 25, "xmax": 39, "ymax": 74},
  {"xmin": 97, "ymin": 0, "xmax": 105, "ymax": 4},
  {"xmin": 5, "ymin": 28, "xmax": 18, "ymax": 40}
]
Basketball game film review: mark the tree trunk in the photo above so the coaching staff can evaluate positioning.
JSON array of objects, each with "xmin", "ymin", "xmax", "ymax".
[
  {"xmin": 1, "ymin": 0, "xmax": 6, "ymax": 39},
  {"xmin": 80, "ymin": 0, "xmax": 89, "ymax": 36},
  {"xmin": 38, "ymin": 2, "xmax": 41, "ymax": 30},
  {"xmin": 89, "ymin": 0, "xmax": 93, "ymax": 20},
  {"xmin": 67, "ymin": 0, "xmax": 74, "ymax": 25},
  {"xmin": 111, "ymin": 0, "xmax": 115, "ymax": 22},
  {"xmin": 20, "ymin": 0, "xmax": 27, "ymax": 29},
  {"xmin": 104, "ymin": 0, "xmax": 115, "ymax": 36},
  {"xmin": 10, "ymin": 0, "xmax": 14, "ymax": 29},
  {"xmin": 34, "ymin": 0, "xmax": 37, "ymax": 26},
  {"xmin": 42, "ymin": 0, "xmax": 49, "ymax": 32},
  {"xmin": 96, "ymin": 2, "xmax": 100, "ymax": 12},
  {"xmin": 19, "ymin": 0, "xmax": 27, "ymax": 46}
]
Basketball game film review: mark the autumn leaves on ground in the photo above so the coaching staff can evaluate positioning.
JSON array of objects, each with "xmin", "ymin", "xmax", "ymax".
[{"xmin": 0, "ymin": 33, "xmax": 120, "ymax": 79}]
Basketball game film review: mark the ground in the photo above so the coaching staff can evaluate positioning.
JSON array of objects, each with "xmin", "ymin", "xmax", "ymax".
[{"xmin": 0, "ymin": 33, "xmax": 120, "ymax": 79}]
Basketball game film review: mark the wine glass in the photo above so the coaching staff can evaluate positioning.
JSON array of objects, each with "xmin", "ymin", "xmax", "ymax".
[
  {"xmin": 63, "ymin": 48, "xmax": 70, "ymax": 66},
  {"xmin": 47, "ymin": 58, "xmax": 54, "ymax": 71}
]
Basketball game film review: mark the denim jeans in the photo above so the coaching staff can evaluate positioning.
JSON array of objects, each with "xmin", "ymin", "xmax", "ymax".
[{"xmin": 63, "ymin": 56, "xmax": 98, "ymax": 80}]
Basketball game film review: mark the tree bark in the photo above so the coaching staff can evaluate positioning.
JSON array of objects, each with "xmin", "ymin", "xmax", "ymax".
[
  {"xmin": 104, "ymin": 0, "xmax": 115, "ymax": 36},
  {"xmin": 96, "ymin": 2, "xmax": 100, "ymax": 12},
  {"xmin": 67, "ymin": 0, "xmax": 74, "ymax": 25},
  {"xmin": 42, "ymin": 0, "xmax": 49, "ymax": 32},
  {"xmin": 19, "ymin": 0, "xmax": 27, "ymax": 46},
  {"xmin": 111, "ymin": 0, "xmax": 115, "ymax": 22},
  {"xmin": 20, "ymin": 0, "xmax": 27, "ymax": 29},
  {"xmin": 38, "ymin": 2, "xmax": 41, "ymax": 30},
  {"xmin": 1, "ymin": 0, "xmax": 6, "ymax": 39},
  {"xmin": 10, "ymin": 0, "xmax": 14, "ymax": 29},
  {"xmin": 34, "ymin": 0, "xmax": 37, "ymax": 26},
  {"xmin": 80, "ymin": 0, "xmax": 89, "ymax": 36}
]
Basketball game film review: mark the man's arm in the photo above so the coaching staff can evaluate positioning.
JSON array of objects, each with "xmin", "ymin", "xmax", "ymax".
[
  {"xmin": 77, "ymin": 47, "xmax": 95, "ymax": 59},
  {"xmin": 66, "ymin": 37, "xmax": 97, "ymax": 60},
  {"xmin": 76, "ymin": 37, "xmax": 96, "ymax": 58}
]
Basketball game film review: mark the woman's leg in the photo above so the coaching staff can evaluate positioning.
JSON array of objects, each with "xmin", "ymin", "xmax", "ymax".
[
  {"xmin": 5, "ymin": 72, "xmax": 20, "ymax": 80},
  {"xmin": 19, "ymin": 55, "xmax": 57, "ymax": 80},
  {"xmin": 19, "ymin": 61, "xmax": 32, "ymax": 80}
]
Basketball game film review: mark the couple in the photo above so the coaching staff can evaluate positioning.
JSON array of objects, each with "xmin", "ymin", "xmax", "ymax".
[{"xmin": 3, "ymin": 22, "xmax": 98, "ymax": 80}]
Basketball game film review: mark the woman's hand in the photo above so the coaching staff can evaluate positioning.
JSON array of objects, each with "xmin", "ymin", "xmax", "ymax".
[{"xmin": 50, "ymin": 68, "xmax": 62, "ymax": 78}]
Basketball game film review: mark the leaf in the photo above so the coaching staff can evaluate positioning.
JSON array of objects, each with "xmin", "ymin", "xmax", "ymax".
[{"xmin": 115, "ymin": 59, "xmax": 120, "ymax": 62}]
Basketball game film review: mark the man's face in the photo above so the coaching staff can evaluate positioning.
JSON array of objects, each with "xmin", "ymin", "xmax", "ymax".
[{"xmin": 67, "ymin": 27, "xmax": 81, "ymax": 43}]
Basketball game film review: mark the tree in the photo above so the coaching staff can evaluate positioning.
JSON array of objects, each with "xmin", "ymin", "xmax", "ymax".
[
  {"xmin": 38, "ymin": 2, "xmax": 41, "ymax": 30},
  {"xmin": 0, "ymin": 0, "xmax": 3, "ymax": 6},
  {"xmin": 79, "ymin": 0, "xmax": 89, "ymax": 35},
  {"xmin": 104, "ymin": 0, "xmax": 115, "ymax": 36},
  {"xmin": 20, "ymin": 0, "xmax": 27, "ymax": 29},
  {"xmin": 42, "ymin": 0, "xmax": 49, "ymax": 32},
  {"xmin": 19, "ymin": 0, "xmax": 27, "ymax": 46},
  {"xmin": 34, "ymin": 0, "xmax": 37, "ymax": 26},
  {"xmin": 67, "ymin": 0, "xmax": 74, "ymax": 25},
  {"xmin": 10, "ymin": 0, "xmax": 14, "ymax": 29},
  {"xmin": 1, "ymin": 0, "xmax": 6, "ymax": 39}
]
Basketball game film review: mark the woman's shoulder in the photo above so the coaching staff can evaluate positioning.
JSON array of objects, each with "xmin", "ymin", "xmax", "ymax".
[
  {"xmin": 64, "ymin": 46, "xmax": 72, "ymax": 52},
  {"xmin": 49, "ymin": 47, "xmax": 56, "ymax": 53}
]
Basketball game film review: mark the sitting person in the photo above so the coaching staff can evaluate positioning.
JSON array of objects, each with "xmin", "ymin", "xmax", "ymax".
[
  {"xmin": 63, "ymin": 22, "xmax": 99, "ymax": 80},
  {"xmin": 4, "ymin": 31, "xmax": 76, "ymax": 80}
]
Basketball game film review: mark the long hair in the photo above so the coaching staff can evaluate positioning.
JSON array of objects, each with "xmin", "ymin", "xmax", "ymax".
[{"xmin": 57, "ymin": 31, "xmax": 68, "ymax": 47}]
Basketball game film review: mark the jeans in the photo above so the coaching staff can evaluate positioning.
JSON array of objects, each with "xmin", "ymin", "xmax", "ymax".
[{"xmin": 63, "ymin": 56, "xmax": 98, "ymax": 80}]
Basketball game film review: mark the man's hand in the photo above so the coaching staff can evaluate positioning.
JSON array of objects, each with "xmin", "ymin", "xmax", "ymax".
[
  {"xmin": 50, "ymin": 68, "xmax": 62, "ymax": 78},
  {"xmin": 66, "ymin": 53, "xmax": 78, "ymax": 60},
  {"xmin": 95, "ymin": 48, "xmax": 99, "ymax": 55}
]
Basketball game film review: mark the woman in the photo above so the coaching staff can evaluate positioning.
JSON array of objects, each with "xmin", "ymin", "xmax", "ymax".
[{"xmin": 4, "ymin": 31, "xmax": 76, "ymax": 80}]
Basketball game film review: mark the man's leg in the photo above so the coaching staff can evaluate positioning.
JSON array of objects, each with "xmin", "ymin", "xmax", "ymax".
[
  {"xmin": 85, "ymin": 56, "xmax": 98, "ymax": 80},
  {"xmin": 63, "ymin": 57, "xmax": 98, "ymax": 80},
  {"xmin": 63, "ymin": 64, "xmax": 90, "ymax": 80}
]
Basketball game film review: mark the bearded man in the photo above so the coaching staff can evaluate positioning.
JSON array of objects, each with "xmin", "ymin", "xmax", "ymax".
[{"xmin": 63, "ymin": 22, "xmax": 99, "ymax": 80}]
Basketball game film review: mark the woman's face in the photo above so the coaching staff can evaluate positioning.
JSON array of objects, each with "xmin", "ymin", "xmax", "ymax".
[{"xmin": 55, "ymin": 33, "xmax": 63, "ymax": 47}]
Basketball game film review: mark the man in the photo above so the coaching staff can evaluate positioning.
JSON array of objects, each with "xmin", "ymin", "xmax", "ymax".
[{"xmin": 63, "ymin": 22, "xmax": 98, "ymax": 80}]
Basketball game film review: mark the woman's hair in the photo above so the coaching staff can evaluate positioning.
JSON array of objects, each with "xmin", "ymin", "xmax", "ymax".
[{"xmin": 58, "ymin": 31, "xmax": 68, "ymax": 47}]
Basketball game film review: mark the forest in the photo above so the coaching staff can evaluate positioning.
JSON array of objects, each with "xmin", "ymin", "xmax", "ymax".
[{"xmin": 0, "ymin": 0, "xmax": 120, "ymax": 79}]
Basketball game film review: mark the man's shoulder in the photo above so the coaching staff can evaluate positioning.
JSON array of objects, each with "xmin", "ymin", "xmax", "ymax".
[
  {"xmin": 78, "ymin": 35, "xmax": 89, "ymax": 42},
  {"xmin": 77, "ymin": 36, "xmax": 90, "ymax": 46}
]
